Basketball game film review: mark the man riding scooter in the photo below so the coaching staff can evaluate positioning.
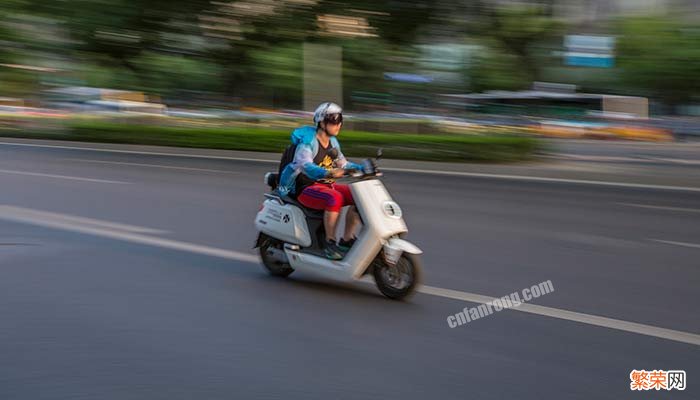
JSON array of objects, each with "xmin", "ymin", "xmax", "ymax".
[
  {"xmin": 277, "ymin": 102, "xmax": 363, "ymax": 260},
  {"xmin": 256, "ymin": 103, "xmax": 422, "ymax": 298}
]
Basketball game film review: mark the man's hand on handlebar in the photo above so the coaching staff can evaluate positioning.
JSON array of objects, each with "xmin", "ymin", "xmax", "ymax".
[
  {"xmin": 323, "ymin": 161, "xmax": 381, "ymax": 181},
  {"xmin": 327, "ymin": 168, "xmax": 346, "ymax": 179}
]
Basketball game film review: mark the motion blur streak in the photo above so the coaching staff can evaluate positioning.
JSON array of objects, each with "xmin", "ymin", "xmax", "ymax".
[{"xmin": 0, "ymin": 205, "xmax": 260, "ymax": 264}]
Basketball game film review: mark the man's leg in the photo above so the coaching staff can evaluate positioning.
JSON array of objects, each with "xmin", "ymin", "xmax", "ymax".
[
  {"xmin": 333, "ymin": 184, "xmax": 359, "ymax": 243},
  {"xmin": 297, "ymin": 183, "xmax": 343, "ymax": 242},
  {"xmin": 324, "ymin": 210, "xmax": 340, "ymax": 242},
  {"xmin": 343, "ymin": 207, "xmax": 359, "ymax": 241}
]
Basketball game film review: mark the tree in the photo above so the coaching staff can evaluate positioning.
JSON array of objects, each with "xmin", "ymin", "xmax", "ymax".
[
  {"xmin": 249, "ymin": 42, "xmax": 304, "ymax": 108},
  {"xmin": 465, "ymin": 4, "xmax": 562, "ymax": 92},
  {"xmin": 616, "ymin": 16, "xmax": 700, "ymax": 110},
  {"xmin": 33, "ymin": 0, "xmax": 213, "ymax": 71},
  {"xmin": 468, "ymin": 41, "xmax": 531, "ymax": 92},
  {"xmin": 316, "ymin": 0, "xmax": 438, "ymax": 46},
  {"xmin": 0, "ymin": 0, "xmax": 41, "ymax": 97},
  {"xmin": 0, "ymin": 0, "xmax": 30, "ymax": 63}
]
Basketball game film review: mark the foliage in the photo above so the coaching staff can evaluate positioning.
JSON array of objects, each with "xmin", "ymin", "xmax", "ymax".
[
  {"xmin": 1, "ymin": 119, "xmax": 539, "ymax": 162},
  {"xmin": 616, "ymin": 15, "xmax": 700, "ymax": 108},
  {"xmin": 468, "ymin": 41, "xmax": 531, "ymax": 92},
  {"xmin": 468, "ymin": 4, "xmax": 562, "ymax": 92}
]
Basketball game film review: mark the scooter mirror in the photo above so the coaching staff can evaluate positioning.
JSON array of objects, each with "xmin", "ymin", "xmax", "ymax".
[{"xmin": 376, "ymin": 148, "xmax": 383, "ymax": 160}]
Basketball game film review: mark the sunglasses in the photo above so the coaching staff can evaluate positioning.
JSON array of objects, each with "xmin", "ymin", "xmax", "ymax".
[{"xmin": 324, "ymin": 113, "xmax": 343, "ymax": 125}]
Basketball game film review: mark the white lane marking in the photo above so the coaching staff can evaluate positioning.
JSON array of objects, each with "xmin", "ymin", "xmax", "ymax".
[
  {"xmin": 0, "ymin": 168, "xmax": 130, "ymax": 184},
  {"xmin": 0, "ymin": 205, "xmax": 259, "ymax": 263},
  {"xmin": 381, "ymin": 167, "xmax": 700, "ymax": 193},
  {"xmin": 0, "ymin": 206, "xmax": 169, "ymax": 234},
  {"xmin": 419, "ymin": 285, "xmax": 700, "ymax": 346},
  {"xmin": 546, "ymin": 154, "xmax": 700, "ymax": 165},
  {"xmin": 1, "ymin": 204, "xmax": 697, "ymax": 347},
  {"xmin": 543, "ymin": 154, "xmax": 645, "ymax": 163},
  {"xmin": 3, "ymin": 141, "xmax": 700, "ymax": 193},
  {"xmin": 0, "ymin": 141, "xmax": 278, "ymax": 163},
  {"xmin": 649, "ymin": 239, "xmax": 700, "ymax": 250},
  {"xmin": 65, "ymin": 158, "xmax": 240, "ymax": 174},
  {"xmin": 619, "ymin": 202, "xmax": 700, "ymax": 214},
  {"xmin": 648, "ymin": 157, "xmax": 700, "ymax": 166}
]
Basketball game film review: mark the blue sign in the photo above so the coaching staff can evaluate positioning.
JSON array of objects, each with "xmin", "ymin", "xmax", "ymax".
[
  {"xmin": 384, "ymin": 73, "xmax": 433, "ymax": 83},
  {"xmin": 564, "ymin": 35, "xmax": 615, "ymax": 68},
  {"xmin": 565, "ymin": 54, "xmax": 614, "ymax": 68}
]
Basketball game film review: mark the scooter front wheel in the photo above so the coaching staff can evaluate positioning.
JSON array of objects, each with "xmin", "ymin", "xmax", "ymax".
[{"xmin": 373, "ymin": 253, "xmax": 422, "ymax": 300}]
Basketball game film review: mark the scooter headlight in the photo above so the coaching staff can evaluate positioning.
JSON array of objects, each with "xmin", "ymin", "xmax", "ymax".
[{"xmin": 382, "ymin": 201, "xmax": 402, "ymax": 219}]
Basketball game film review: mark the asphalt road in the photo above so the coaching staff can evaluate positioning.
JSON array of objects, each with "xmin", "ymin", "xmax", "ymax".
[
  {"xmin": 544, "ymin": 139, "xmax": 700, "ymax": 165},
  {"xmin": 0, "ymin": 140, "xmax": 698, "ymax": 399}
]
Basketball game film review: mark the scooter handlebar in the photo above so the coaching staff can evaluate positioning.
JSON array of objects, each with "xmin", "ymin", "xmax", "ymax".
[
  {"xmin": 341, "ymin": 159, "xmax": 382, "ymax": 179},
  {"xmin": 314, "ymin": 158, "xmax": 381, "ymax": 182}
]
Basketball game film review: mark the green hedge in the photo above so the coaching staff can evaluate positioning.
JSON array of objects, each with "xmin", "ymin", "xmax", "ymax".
[{"xmin": 2, "ymin": 120, "xmax": 540, "ymax": 162}]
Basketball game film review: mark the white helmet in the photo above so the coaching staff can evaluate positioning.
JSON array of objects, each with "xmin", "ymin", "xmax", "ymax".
[{"xmin": 313, "ymin": 102, "xmax": 343, "ymax": 125}]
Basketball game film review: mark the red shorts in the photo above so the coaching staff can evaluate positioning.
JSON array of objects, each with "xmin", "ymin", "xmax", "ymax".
[{"xmin": 297, "ymin": 183, "xmax": 354, "ymax": 213}]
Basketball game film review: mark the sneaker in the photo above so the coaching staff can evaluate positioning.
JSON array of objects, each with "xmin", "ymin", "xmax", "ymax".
[
  {"xmin": 337, "ymin": 238, "xmax": 356, "ymax": 251},
  {"xmin": 324, "ymin": 239, "xmax": 344, "ymax": 260}
]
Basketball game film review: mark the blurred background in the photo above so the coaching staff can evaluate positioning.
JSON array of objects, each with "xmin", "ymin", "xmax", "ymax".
[
  {"xmin": 1, "ymin": 0, "xmax": 700, "ymax": 147},
  {"xmin": 1, "ymin": 3, "xmax": 699, "ymax": 398}
]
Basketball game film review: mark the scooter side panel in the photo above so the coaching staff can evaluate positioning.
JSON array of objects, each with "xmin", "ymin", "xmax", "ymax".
[
  {"xmin": 351, "ymin": 180, "xmax": 407, "ymax": 239},
  {"xmin": 255, "ymin": 200, "xmax": 312, "ymax": 247}
]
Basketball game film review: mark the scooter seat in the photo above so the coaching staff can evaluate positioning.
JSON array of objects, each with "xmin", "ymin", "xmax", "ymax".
[{"xmin": 281, "ymin": 195, "xmax": 325, "ymax": 218}]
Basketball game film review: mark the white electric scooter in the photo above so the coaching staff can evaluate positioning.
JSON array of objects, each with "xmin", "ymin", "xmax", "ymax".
[{"xmin": 254, "ymin": 151, "xmax": 422, "ymax": 300}]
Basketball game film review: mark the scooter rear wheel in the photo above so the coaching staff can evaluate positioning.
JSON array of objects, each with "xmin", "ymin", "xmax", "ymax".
[
  {"xmin": 259, "ymin": 237, "xmax": 294, "ymax": 277},
  {"xmin": 373, "ymin": 253, "xmax": 422, "ymax": 300}
]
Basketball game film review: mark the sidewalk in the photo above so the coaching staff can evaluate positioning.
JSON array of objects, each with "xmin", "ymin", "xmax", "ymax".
[{"xmin": 1, "ymin": 137, "xmax": 699, "ymax": 190}]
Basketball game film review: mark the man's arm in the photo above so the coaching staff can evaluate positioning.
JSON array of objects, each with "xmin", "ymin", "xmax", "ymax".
[
  {"xmin": 278, "ymin": 143, "xmax": 327, "ymax": 195},
  {"xmin": 334, "ymin": 144, "xmax": 363, "ymax": 171},
  {"xmin": 295, "ymin": 145, "xmax": 329, "ymax": 179}
]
